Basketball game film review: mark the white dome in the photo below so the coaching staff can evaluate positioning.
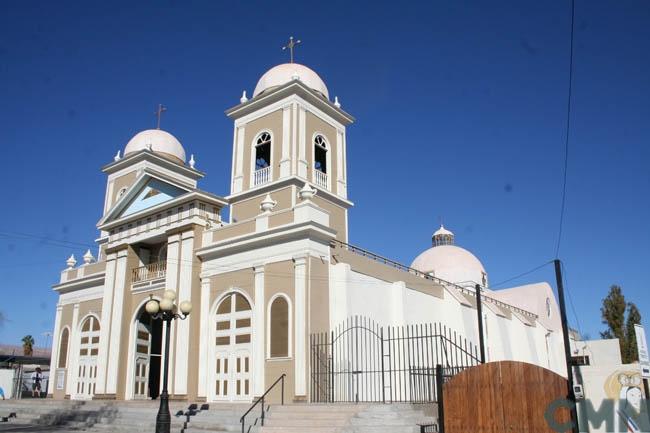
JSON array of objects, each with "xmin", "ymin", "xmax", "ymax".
[
  {"xmin": 411, "ymin": 245, "xmax": 488, "ymax": 288},
  {"xmin": 124, "ymin": 129, "xmax": 186, "ymax": 163},
  {"xmin": 253, "ymin": 63, "xmax": 329, "ymax": 99}
]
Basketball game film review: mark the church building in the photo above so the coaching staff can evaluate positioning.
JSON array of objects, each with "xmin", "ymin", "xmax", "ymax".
[{"xmin": 48, "ymin": 59, "xmax": 567, "ymax": 403}]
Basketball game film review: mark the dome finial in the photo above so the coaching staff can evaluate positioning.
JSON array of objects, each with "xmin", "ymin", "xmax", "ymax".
[
  {"xmin": 432, "ymin": 223, "xmax": 454, "ymax": 247},
  {"xmin": 282, "ymin": 36, "xmax": 301, "ymax": 63}
]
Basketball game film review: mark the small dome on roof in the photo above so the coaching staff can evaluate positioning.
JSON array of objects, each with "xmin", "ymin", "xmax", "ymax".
[
  {"xmin": 253, "ymin": 63, "xmax": 329, "ymax": 99},
  {"xmin": 412, "ymin": 225, "xmax": 488, "ymax": 288},
  {"xmin": 124, "ymin": 129, "xmax": 186, "ymax": 163}
]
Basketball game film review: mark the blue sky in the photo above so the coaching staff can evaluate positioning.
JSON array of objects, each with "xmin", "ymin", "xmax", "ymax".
[{"xmin": 0, "ymin": 0, "xmax": 648, "ymax": 348}]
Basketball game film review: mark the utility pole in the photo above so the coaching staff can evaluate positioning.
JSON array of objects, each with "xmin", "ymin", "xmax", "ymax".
[
  {"xmin": 475, "ymin": 284, "xmax": 486, "ymax": 363},
  {"xmin": 554, "ymin": 259, "xmax": 579, "ymax": 433}
]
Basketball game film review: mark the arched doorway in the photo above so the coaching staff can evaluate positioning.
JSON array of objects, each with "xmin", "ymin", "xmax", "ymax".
[
  {"xmin": 132, "ymin": 306, "xmax": 163, "ymax": 399},
  {"xmin": 211, "ymin": 292, "xmax": 252, "ymax": 401},
  {"xmin": 75, "ymin": 315, "xmax": 100, "ymax": 399}
]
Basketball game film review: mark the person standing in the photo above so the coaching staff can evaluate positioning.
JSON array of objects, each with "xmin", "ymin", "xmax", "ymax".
[{"xmin": 30, "ymin": 368, "xmax": 43, "ymax": 398}]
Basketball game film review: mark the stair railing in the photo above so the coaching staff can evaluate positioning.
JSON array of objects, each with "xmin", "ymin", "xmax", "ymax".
[{"xmin": 240, "ymin": 373, "xmax": 286, "ymax": 433}]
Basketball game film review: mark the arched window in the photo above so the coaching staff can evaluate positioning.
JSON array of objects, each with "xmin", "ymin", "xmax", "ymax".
[
  {"xmin": 58, "ymin": 328, "xmax": 69, "ymax": 368},
  {"xmin": 269, "ymin": 296, "xmax": 290, "ymax": 358},
  {"xmin": 313, "ymin": 135, "xmax": 328, "ymax": 189},
  {"xmin": 253, "ymin": 132, "xmax": 272, "ymax": 186},
  {"xmin": 314, "ymin": 135, "xmax": 327, "ymax": 174}
]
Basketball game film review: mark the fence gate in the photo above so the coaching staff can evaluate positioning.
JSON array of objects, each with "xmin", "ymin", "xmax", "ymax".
[
  {"xmin": 310, "ymin": 316, "xmax": 480, "ymax": 403},
  {"xmin": 442, "ymin": 361, "xmax": 570, "ymax": 432}
]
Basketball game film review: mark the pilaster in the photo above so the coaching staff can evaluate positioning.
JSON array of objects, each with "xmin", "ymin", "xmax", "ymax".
[
  {"xmin": 174, "ymin": 230, "xmax": 195, "ymax": 395},
  {"xmin": 293, "ymin": 256, "xmax": 307, "ymax": 397},
  {"xmin": 66, "ymin": 303, "xmax": 80, "ymax": 396},
  {"xmin": 197, "ymin": 278, "xmax": 211, "ymax": 398},
  {"xmin": 233, "ymin": 126, "xmax": 245, "ymax": 193},
  {"xmin": 48, "ymin": 304, "xmax": 63, "ymax": 396},
  {"xmin": 280, "ymin": 106, "xmax": 291, "ymax": 178},
  {"xmin": 95, "ymin": 252, "xmax": 117, "ymax": 395},
  {"xmin": 105, "ymin": 248, "xmax": 128, "ymax": 394},
  {"xmin": 297, "ymin": 106, "xmax": 307, "ymax": 178},
  {"xmin": 253, "ymin": 265, "xmax": 266, "ymax": 396}
]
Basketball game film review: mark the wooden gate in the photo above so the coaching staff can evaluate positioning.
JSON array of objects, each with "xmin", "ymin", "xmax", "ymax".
[{"xmin": 442, "ymin": 361, "xmax": 570, "ymax": 433}]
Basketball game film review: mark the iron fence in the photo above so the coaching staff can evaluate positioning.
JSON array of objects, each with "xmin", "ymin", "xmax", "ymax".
[{"xmin": 310, "ymin": 316, "xmax": 479, "ymax": 403}]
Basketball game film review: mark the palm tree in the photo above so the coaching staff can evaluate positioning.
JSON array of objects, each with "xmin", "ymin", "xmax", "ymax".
[{"xmin": 22, "ymin": 335, "xmax": 35, "ymax": 356}]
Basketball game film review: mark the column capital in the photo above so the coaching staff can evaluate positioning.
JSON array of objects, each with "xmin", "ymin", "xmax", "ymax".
[
  {"xmin": 253, "ymin": 264, "xmax": 265, "ymax": 274},
  {"xmin": 292, "ymin": 255, "xmax": 308, "ymax": 266}
]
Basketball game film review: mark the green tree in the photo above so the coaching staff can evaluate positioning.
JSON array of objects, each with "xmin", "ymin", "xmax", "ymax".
[
  {"xmin": 625, "ymin": 303, "xmax": 642, "ymax": 363},
  {"xmin": 600, "ymin": 285, "xmax": 643, "ymax": 364},
  {"xmin": 21, "ymin": 335, "xmax": 34, "ymax": 356}
]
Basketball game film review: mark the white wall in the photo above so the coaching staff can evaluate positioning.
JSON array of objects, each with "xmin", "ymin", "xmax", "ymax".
[
  {"xmin": 0, "ymin": 369, "xmax": 14, "ymax": 399},
  {"xmin": 338, "ymin": 269, "xmax": 568, "ymax": 376},
  {"xmin": 571, "ymin": 338, "xmax": 622, "ymax": 367}
]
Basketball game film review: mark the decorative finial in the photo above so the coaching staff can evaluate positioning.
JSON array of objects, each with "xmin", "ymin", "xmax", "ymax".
[
  {"xmin": 114, "ymin": 150, "xmax": 122, "ymax": 161},
  {"xmin": 260, "ymin": 193, "xmax": 277, "ymax": 213},
  {"xmin": 146, "ymin": 143, "xmax": 153, "ymax": 151},
  {"xmin": 189, "ymin": 154, "xmax": 196, "ymax": 169},
  {"xmin": 83, "ymin": 249, "xmax": 95, "ymax": 265},
  {"xmin": 298, "ymin": 183, "xmax": 317, "ymax": 201},
  {"xmin": 66, "ymin": 254, "xmax": 77, "ymax": 269},
  {"xmin": 282, "ymin": 36, "xmax": 301, "ymax": 63},
  {"xmin": 240, "ymin": 91, "xmax": 248, "ymax": 103},
  {"xmin": 334, "ymin": 96, "xmax": 341, "ymax": 108},
  {"xmin": 154, "ymin": 104, "xmax": 167, "ymax": 130}
]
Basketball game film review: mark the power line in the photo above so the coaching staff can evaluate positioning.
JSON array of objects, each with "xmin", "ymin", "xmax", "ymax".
[
  {"xmin": 555, "ymin": 0, "xmax": 576, "ymax": 259},
  {"xmin": 489, "ymin": 260, "xmax": 554, "ymax": 289}
]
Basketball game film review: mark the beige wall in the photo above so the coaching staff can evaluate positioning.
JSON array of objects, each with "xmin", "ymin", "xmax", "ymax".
[
  {"xmin": 109, "ymin": 171, "xmax": 138, "ymax": 209},
  {"xmin": 230, "ymin": 186, "xmax": 294, "ymax": 223},
  {"xmin": 242, "ymin": 109, "xmax": 284, "ymax": 191},
  {"xmin": 54, "ymin": 304, "xmax": 75, "ymax": 399},
  {"xmin": 308, "ymin": 257, "xmax": 330, "ymax": 334},
  {"xmin": 312, "ymin": 195, "xmax": 347, "ymax": 241},
  {"xmin": 264, "ymin": 260, "xmax": 296, "ymax": 403}
]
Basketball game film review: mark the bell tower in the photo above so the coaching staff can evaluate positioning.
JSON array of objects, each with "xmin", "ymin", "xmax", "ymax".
[{"xmin": 225, "ymin": 61, "xmax": 354, "ymax": 241}]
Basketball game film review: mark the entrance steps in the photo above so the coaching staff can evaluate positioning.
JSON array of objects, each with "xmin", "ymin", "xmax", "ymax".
[
  {"xmin": 0, "ymin": 400, "xmax": 247, "ymax": 432},
  {"xmin": 0, "ymin": 400, "xmax": 437, "ymax": 433},
  {"xmin": 261, "ymin": 403, "xmax": 438, "ymax": 433}
]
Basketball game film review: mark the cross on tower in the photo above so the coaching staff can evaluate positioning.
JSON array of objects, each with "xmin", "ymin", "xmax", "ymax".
[
  {"xmin": 282, "ymin": 36, "xmax": 301, "ymax": 63},
  {"xmin": 154, "ymin": 104, "xmax": 167, "ymax": 129}
]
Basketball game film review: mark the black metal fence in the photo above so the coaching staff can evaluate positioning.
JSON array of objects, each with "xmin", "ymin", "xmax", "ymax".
[{"xmin": 310, "ymin": 316, "xmax": 480, "ymax": 403}]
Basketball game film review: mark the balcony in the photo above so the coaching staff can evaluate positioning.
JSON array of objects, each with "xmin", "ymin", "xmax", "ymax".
[
  {"xmin": 132, "ymin": 261, "xmax": 166, "ymax": 283},
  {"xmin": 314, "ymin": 170, "xmax": 328, "ymax": 189},
  {"xmin": 253, "ymin": 166, "xmax": 271, "ymax": 186}
]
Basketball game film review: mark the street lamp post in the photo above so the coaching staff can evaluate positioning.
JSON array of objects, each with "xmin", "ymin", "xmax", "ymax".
[{"xmin": 145, "ymin": 289, "xmax": 192, "ymax": 433}]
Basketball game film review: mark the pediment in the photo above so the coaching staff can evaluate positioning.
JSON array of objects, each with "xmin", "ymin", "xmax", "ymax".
[
  {"xmin": 99, "ymin": 173, "xmax": 190, "ymax": 226},
  {"xmin": 119, "ymin": 178, "xmax": 186, "ymax": 218}
]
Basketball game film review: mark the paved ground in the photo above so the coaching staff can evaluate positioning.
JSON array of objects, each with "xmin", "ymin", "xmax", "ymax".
[{"xmin": 0, "ymin": 425, "xmax": 80, "ymax": 433}]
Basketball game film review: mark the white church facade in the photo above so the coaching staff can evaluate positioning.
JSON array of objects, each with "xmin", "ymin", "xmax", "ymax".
[{"xmin": 47, "ymin": 61, "xmax": 567, "ymax": 403}]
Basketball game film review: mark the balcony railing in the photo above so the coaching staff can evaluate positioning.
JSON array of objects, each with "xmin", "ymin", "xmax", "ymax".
[
  {"xmin": 253, "ymin": 166, "xmax": 271, "ymax": 186},
  {"xmin": 314, "ymin": 170, "xmax": 328, "ymax": 189},
  {"xmin": 132, "ymin": 261, "xmax": 166, "ymax": 283}
]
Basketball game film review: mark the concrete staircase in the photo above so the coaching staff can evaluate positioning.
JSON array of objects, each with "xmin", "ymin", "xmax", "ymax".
[
  {"xmin": 0, "ymin": 400, "xmax": 438, "ymax": 433},
  {"xmin": 261, "ymin": 403, "xmax": 438, "ymax": 433},
  {"xmin": 0, "ymin": 399, "xmax": 248, "ymax": 432}
]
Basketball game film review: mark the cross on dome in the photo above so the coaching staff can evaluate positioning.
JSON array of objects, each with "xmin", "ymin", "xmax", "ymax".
[
  {"xmin": 282, "ymin": 36, "xmax": 301, "ymax": 63},
  {"xmin": 154, "ymin": 104, "xmax": 167, "ymax": 130}
]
